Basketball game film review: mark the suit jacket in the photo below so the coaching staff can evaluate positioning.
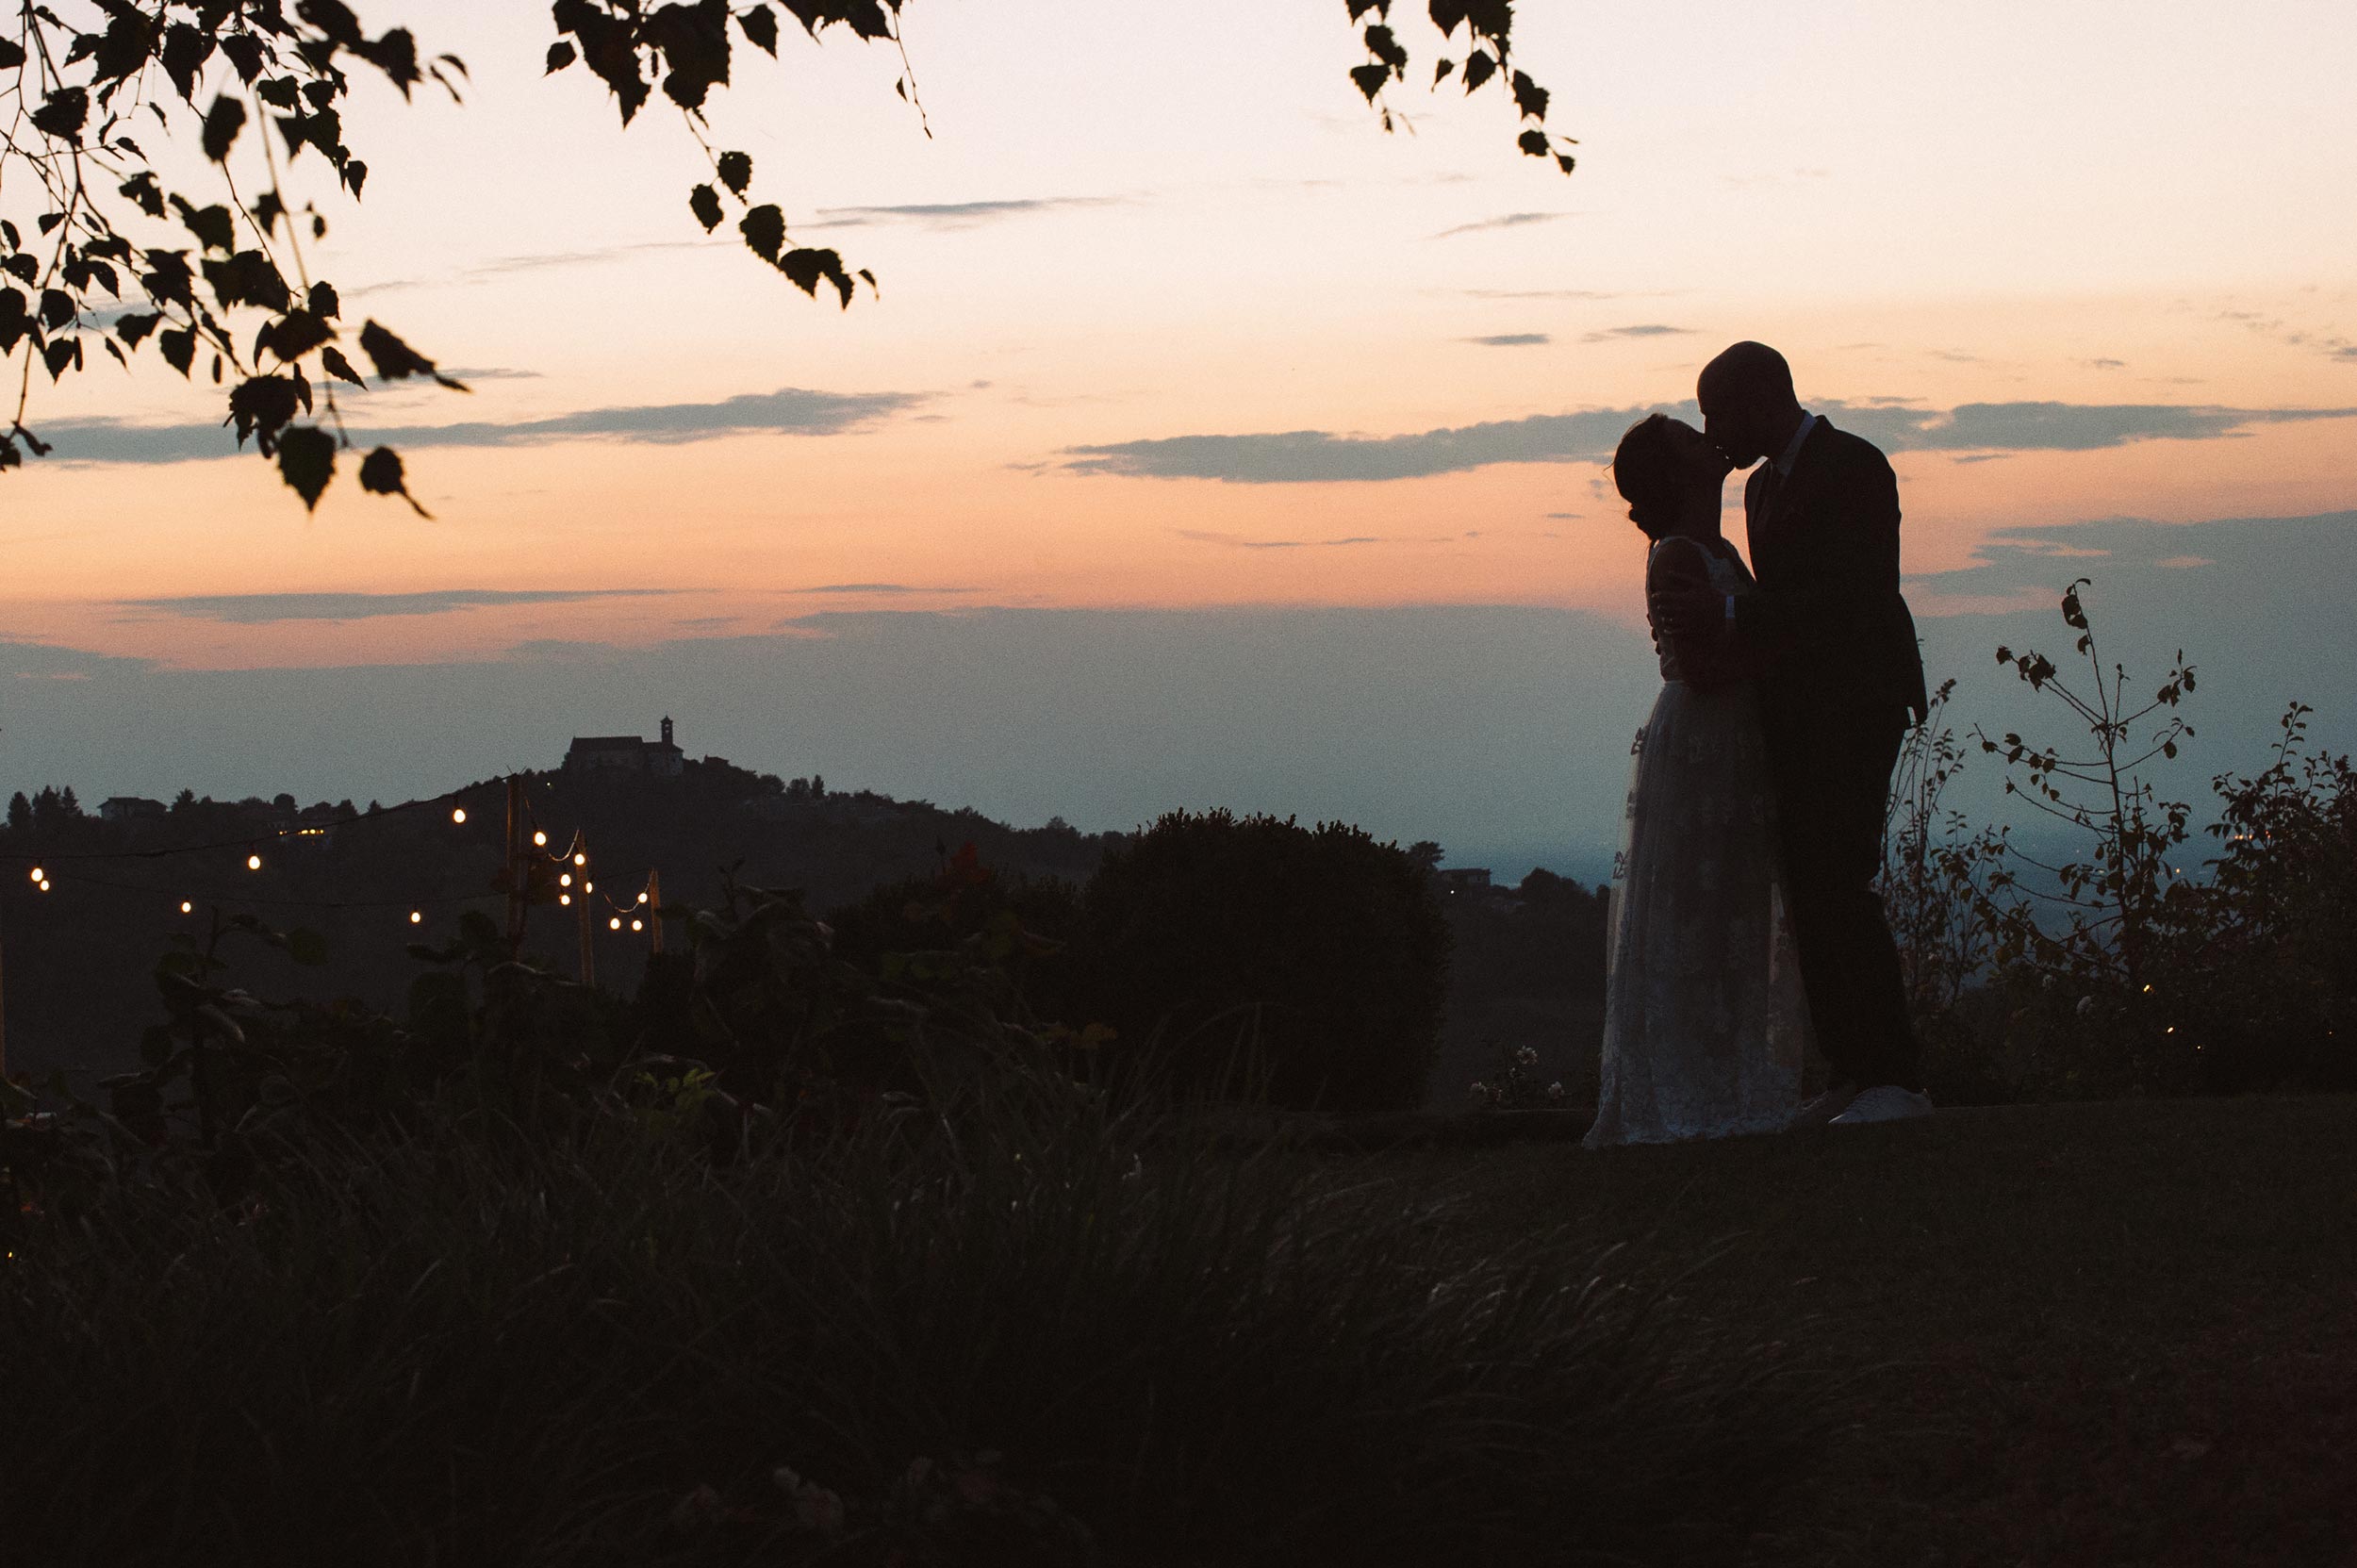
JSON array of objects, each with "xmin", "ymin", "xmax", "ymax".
[{"xmin": 1732, "ymin": 416, "xmax": 1929, "ymax": 725}]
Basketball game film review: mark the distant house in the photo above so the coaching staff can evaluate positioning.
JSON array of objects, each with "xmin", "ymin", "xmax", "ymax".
[
  {"xmin": 1437, "ymin": 867, "xmax": 1492, "ymax": 895},
  {"xmin": 564, "ymin": 716, "xmax": 685, "ymax": 778},
  {"xmin": 99, "ymin": 796, "xmax": 167, "ymax": 823}
]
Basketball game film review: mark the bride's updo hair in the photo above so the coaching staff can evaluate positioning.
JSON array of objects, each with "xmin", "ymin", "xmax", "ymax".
[{"xmin": 1612, "ymin": 413, "xmax": 1680, "ymax": 539}]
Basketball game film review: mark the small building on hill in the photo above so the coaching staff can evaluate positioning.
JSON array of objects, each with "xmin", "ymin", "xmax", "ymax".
[
  {"xmin": 564, "ymin": 717, "xmax": 685, "ymax": 779},
  {"xmin": 99, "ymin": 796, "xmax": 168, "ymax": 823}
]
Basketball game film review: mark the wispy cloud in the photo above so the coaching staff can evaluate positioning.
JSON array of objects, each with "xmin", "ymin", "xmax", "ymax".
[
  {"xmin": 787, "ymin": 583, "xmax": 959, "ymax": 595},
  {"xmin": 120, "ymin": 588, "xmax": 674, "ymax": 624},
  {"xmin": 32, "ymin": 387, "xmax": 926, "ymax": 466},
  {"xmin": 1464, "ymin": 333, "xmax": 1551, "ymax": 348},
  {"xmin": 809, "ymin": 197, "xmax": 1126, "ymax": 230},
  {"xmin": 1581, "ymin": 324, "xmax": 1693, "ymax": 344},
  {"xmin": 1431, "ymin": 211, "xmax": 1575, "ymax": 240},
  {"xmin": 1065, "ymin": 400, "xmax": 2357, "ymax": 484},
  {"xmin": 1176, "ymin": 530, "xmax": 1383, "ymax": 551},
  {"xmin": 1906, "ymin": 511, "xmax": 2357, "ymax": 608}
]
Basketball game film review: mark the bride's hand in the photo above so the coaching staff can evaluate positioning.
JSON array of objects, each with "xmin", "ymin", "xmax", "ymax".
[{"xmin": 1648, "ymin": 568, "xmax": 1722, "ymax": 641}]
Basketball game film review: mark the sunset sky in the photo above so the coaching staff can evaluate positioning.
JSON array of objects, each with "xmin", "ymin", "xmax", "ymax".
[{"xmin": 7, "ymin": 0, "xmax": 2355, "ymax": 875}]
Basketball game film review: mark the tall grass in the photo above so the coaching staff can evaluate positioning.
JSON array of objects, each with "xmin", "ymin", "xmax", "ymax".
[{"xmin": 0, "ymin": 1061, "xmax": 1835, "ymax": 1566}]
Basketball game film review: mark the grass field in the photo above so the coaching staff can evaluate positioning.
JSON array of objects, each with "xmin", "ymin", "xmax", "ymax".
[{"xmin": 1425, "ymin": 1095, "xmax": 2357, "ymax": 1568}]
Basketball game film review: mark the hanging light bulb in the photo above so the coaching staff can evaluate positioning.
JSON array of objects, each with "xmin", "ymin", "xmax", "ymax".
[
  {"xmin": 533, "ymin": 830, "xmax": 548, "ymax": 848},
  {"xmin": 631, "ymin": 918, "xmax": 644, "ymax": 933},
  {"xmin": 452, "ymin": 807, "xmax": 468, "ymax": 825},
  {"xmin": 409, "ymin": 911, "xmax": 423, "ymax": 925},
  {"xmin": 572, "ymin": 852, "xmax": 586, "ymax": 867},
  {"xmin": 636, "ymin": 891, "xmax": 649, "ymax": 904},
  {"xmin": 558, "ymin": 872, "xmax": 572, "ymax": 887},
  {"xmin": 247, "ymin": 853, "xmax": 263, "ymax": 871},
  {"xmin": 559, "ymin": 893, "xmax": 571, "ymax": 906},
  {"xmin": 608, "ymin": 916, "xmax": 621, "ymax": 931},
  {"xmin": 37, "ymin": 878, "xmax": 52, "ymax": 893},
  {"xmin": 179, "ymin": 900, "xmax": 193, "ymax": 915},
  {"xmin": 583, "ymin": 881, "xmax": 593, "ymax": 894},
  {"xmin": 27, "ymin": 866, "xmax": 42, "ymax": 883}
]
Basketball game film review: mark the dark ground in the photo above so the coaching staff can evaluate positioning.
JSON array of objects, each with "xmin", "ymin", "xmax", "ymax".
[{"xmin": 1422, "ymin": 1095, "xmax": 2357, "ymax": 1568}]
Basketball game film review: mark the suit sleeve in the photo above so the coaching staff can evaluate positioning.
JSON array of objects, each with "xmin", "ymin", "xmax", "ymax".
[{"xmin": 1731, "ymin": 444, "xmax": 1902, "ymax": 658}]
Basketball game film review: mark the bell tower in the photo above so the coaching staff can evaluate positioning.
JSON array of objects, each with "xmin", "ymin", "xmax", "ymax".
[{"xmin": 660, "ymin": 716, "xmax": 674, "ymax": 748}]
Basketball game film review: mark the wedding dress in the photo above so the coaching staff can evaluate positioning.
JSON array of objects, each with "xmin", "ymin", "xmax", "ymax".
[{"xmin": 1584, "ymin": 539, "xmax": 1810, "ymax": 1147}]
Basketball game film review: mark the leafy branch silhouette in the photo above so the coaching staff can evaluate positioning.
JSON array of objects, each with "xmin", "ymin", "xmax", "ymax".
[{"xmin": 1, "ymin": 2, "xmax": 1574, "ymax": 511}]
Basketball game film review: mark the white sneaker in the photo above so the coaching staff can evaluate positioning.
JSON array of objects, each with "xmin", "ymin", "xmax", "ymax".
[
  {"xmin": 1828, "ymin": 1085, "xmax": 1936, "ymax": 1126},
  {"xmin": 1788, "ymin": 1081, "xmax": 1861, "ymax": 1129}
]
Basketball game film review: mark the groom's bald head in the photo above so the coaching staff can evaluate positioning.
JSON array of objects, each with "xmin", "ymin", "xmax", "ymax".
[{"xmin": 1697, "ymin": 341, "xmax": 1803, "ymax": 467}]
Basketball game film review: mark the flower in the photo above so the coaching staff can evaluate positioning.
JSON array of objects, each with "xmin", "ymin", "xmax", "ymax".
[
  {"xmin": 1468, "ymin": 1081, "xmax": 1490, "ymax": 1101},
  {"xmin": 1546, "ymin": 1081, "xmax": 1566, "ymax": 1101},
  {"xmin": 1514, "ymin": 1046, "xmax": 1539, "ymax": 1067},
  {"xmin": 2076, "ymin": 995, "xmax": 2096, "ymax": 1016}
]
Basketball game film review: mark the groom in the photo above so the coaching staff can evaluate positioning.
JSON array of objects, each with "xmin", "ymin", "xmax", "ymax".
[{"xmin": 1651, "ymin": 342, "xmax": 1934, "ymax": 1126}]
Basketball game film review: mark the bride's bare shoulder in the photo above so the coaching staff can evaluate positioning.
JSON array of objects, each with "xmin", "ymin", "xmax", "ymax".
[{"xmin": 1644, "ymin": 536, "xmax": 1713, "ymax": 586}]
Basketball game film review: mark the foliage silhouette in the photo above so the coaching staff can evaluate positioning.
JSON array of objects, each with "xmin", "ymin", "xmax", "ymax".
[{"xmin": 0, "ymin": 2, "xmax": 1574, "ymax": 506}]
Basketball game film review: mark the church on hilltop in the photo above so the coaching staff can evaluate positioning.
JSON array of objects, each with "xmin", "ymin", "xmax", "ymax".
[{"xmin": 563, "ymin": 716, "xmax": 685, "ymax": 778}]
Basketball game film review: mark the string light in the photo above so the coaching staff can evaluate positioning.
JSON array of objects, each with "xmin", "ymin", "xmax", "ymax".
[
  {"xmin": 608, "ymin": 916, "xmax": 621, "ymax": 931},
  {"xmin": 451, "ymin": 808, "xmax": 467, "ymax": 825},
  {"xmin": 247, "ymin": 854, "xmax": 263, "ymax": 871},
  {"xmin": 27, "ymin": 866, "xmax": 41, "ymax": 883},
  {"xmin": 533, "ymin": 830, "xmax": 548, "ymax": 847},
  {"xmin": 37, "ymin": 878, "xmax": 51, "ymax": 893},
  {"xmin": 179, "ymin": 900, "xmax": 193, "ymax": 914},
  {"xmin": 572, "ymin": 852, "xmax": 586, "ymax": 867},
  {"xmin": 409, "ymin": 911, "xmax": 423, "ymax": 925},
  {"xmin": 630, "ymin": 918, "xmax": 643, "ymax": 933},
  {"xmin": 583, "ymin": 881, "xmax": 593, "ymax": 894},
  {"xmin": 636, "ymin": 892, "xmax": 648, "ymax": 904},
  {"xmin": 558, "ymin": 872, "xmax": 572, "ymax": 887},
  {"xmin": 559, "ymin": 893, "xmax": 571, "ymax": 906}
]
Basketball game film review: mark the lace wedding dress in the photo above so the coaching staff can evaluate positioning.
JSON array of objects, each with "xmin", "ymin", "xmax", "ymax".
[{"xmin": 1584, "ymin": 540, "xmax": 1810, "ymax": 1147}]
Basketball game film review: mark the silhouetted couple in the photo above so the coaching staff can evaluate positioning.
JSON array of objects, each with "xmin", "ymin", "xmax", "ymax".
[{"xmin": 1584, "ymin": 342, "xmax": 1934, "ymax": 1147}]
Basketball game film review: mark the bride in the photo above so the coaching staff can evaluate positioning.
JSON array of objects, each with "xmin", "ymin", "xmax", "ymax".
[{"xmin": 1583, "ymin": 414, "xmax": 1809, "ymax": 1147}]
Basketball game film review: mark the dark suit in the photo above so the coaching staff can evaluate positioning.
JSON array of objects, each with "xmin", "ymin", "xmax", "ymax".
[{"xmin": 1733, "ymin": 416, "xmax": 1927, "ymax": 1093}]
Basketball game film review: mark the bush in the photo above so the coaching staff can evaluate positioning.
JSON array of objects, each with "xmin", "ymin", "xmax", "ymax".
[
  {"xmin": 0, "ymin": 1053, "xmax": 1834, "ymax": 1568},
  {"xmin": 1070, "ymin": 809, "xmax": 1452, "ymax": 1113}
]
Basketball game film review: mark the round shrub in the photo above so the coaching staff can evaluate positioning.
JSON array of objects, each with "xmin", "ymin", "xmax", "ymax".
[{"xmin": 1070, "ymin": 809, "xmax": 1451, "ymax": 1113}]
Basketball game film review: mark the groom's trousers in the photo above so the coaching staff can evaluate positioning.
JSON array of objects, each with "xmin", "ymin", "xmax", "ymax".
[{"xmin": 1764, "ymin": 700, "xmax": 1922, "ymax": 1094}]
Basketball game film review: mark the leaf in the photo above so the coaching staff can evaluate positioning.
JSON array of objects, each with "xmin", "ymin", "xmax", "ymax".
[
  {"xmin": 173, "ymin": 196, "xmax": 237, "ymax": 255},
  {"xmin": 160, "ymin": 23, "xmax": 213, "ymax": 98},
  {"xmin": 115, "ymin": 310, "xmax": 163, "ymax": 349},
  {"xmin": 1433, "ymin": 57, "xmax": 1455, "ymax": 83},
  {"xmin": 689, "ymin": 183, "xmax": 724, "ymax": 232},
  {"xmin": 1461, "ymin": 49, "xmax": 1496, "ymax": 93},
  {"xmin": 357, "ymin": 320, "xmax": 468, "ymax": 389},
  {"xmin": 228, "ymin": 374, "xmax": 305, "ymax": 453},
  {"xmin": 41, "ymin": 337, "xmax": 83, "ymax": 382},
  {"xmin": 717, "ymin": 150, "xmax": 752, "ymax": 194},
  {"xmin": 545, "ymin": 40, "xmax": 577, "ymax": 74},
  {"xmin": 40, "ymin": 289, "xmax": 74, "ymax": 330},
  {"xmin": 309, "ymin": 280, "xmax": 341, "ymax": 319},
  {"xmin": 118, "ymin": 170, "xmax": 166, "ymax": 218},
  {"xmin": 1349, "ymin": 62, "xmax": 1389, "ymax": 103},
  {"xmin": 358, "ymin": 445, "xmax": 432, "ymax": 518},
  {"xmin": 320, "ymin": 344, "xmax": 369, "ymax": 389},
  {"xmin": 31, "ymin": 89, "xmax": 90, "ymax": 141},
  {"xmin": 780, "ymin": 246, "xmax": 854, "ymax": 308},
  {"xmin": 1518, "ymin": 127, "xmax": 1549, "ymax": 157},
  {"xmin": 256, "ymin": 308, "xmax": 335, "ymax": 362},
  {"xmin": 0, "ymin": 39, "xmax": 24, "ymax": 70},
  {"xmin": 738, "ymin": 4, "xmax": 779, "ymax": 55},
  {"xmin": 202, "ymin": 94, "xmax": 247, "ymax": 161},
  {"xmin": 159, "ymin": 326, "xmax": 197, "ymax": 376},
  {"xmin": 276, "ymin": 424, "xmax": 337, "ymax": 510},
  {"xmin": 0, "ymin": 289, "xmax": 26, "ymax": 355},
  {"xmin": 1509, "ymin": 68, "xmax": 1548, "ymax": 121},
  {"xmin": 739, "ymin": 204, "xmax": 785, "ymax": 261},
  {"xmin": 219, "ymin": 33, "xmax": 265, "ymax": 82},
  {"xmin": 203, "ymin": 250, "xmax": 292, "ymax": 312}
]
